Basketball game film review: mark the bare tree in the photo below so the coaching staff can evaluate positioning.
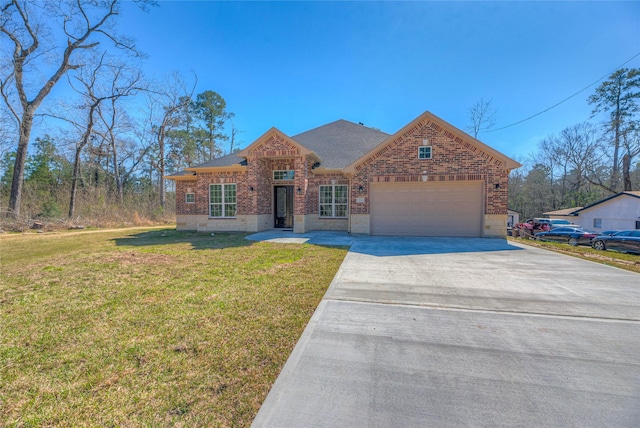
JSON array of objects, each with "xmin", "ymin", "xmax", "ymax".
[
  {"xmin": 557, "ymin": 122, "xmax": 607, "ymax": 204},
  {"xmin": 621, "ymin": 126, "xmax": 640, "ymax": 191},
  {"xmin": 45, "ymin": 53, "xmax": 144, "ymax": 217},
  {"xmin": 229, "ymin": 118, "xmax": 244, "ymax": 154},
  {"xmin": 146, "ymin": 72, "xmax": 196, "ymax": 210},
  {"xmin": 93, "ymin": 65, "xmax": 145, "ymax": 202},
  {"xmin": 466, "ymin": 98, "xmax": 497, "ymax": 139},
  {"xmin": 0, "ymin": 0, "xmax": 149, "ymax": 216}
]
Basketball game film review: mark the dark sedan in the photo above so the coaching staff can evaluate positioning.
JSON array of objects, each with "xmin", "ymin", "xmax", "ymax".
[
  {"xmin": 534, "ymin": 227, "xmax": 598, "ymax": 246},
  {"xmin": 592, "ymin": 230, "xmax": 640, "ymax": 254}
]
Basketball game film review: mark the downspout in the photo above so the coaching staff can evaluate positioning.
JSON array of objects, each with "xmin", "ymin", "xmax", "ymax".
[{"xmin": 347, "ymin": 174, "xmax": 352, "ymax": 234}]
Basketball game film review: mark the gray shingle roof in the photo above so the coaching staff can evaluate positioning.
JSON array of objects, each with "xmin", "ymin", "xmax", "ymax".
[
  {"xmin": 190, "ymin": 153, "xmax": 246, "ymax": 168},
  {"xmin": 291, "ymin": 120, "xmax": 390, "ymax": 169},
  {"xmin": 180, "ymin": 119, "xmax": 390, "ymax": 172},
  {"xmin": 164, "ymin": 170, "xmax": 196, "ymax": 178}
]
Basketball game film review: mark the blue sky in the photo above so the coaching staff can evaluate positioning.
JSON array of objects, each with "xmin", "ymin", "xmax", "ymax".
[{"xmin": 115, "ymin": 0, "xmax": 640, "ymax": 163}]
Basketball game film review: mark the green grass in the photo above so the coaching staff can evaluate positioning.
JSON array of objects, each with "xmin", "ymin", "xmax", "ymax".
[
  {"xmin": 0, "ymin": 228, "xmax": 348, "ymax": 427},
  {"xmin": 509, "ymin": 237, "xmax": 640, "ymax": 273}
]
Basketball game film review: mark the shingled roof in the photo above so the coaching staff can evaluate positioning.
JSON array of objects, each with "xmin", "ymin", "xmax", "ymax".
[
  {"xmin": 175, "ymin": 119, "xmax": 390, "ymax": 171},
  {"xmin": 186, "ymin": 153, "xmax": 246, "ymax": 169},
  {"xmin": 290, "ymin": 120, "xmax": 390, "ymax": 169}
]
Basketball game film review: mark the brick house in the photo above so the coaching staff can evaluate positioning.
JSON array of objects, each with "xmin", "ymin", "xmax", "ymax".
[{"xmin": 166, "ymin": 111, "xmax": 520, "ymax": 237}]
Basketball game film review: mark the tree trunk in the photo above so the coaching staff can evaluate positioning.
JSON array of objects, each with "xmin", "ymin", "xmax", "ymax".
[
  {"xmin": 159, "ymin": 135, "xmax": 166, "ymax": 210},
  {"xmin": 110, "ymin": 139, "xmax": 123, "ymax": 203},
  {"xmin": 69, "ymin": 104, "xmax": 97, "ymax": 218},
  {"xmin": 610, "ymin": 102, "xmax": 622, "ymax": 192},
  {"xmin": 622, "ymin": 153, "xmax": 632, "ymax": 191},
  {"xmin": 69, "ymin": 146, "xmax": 83, "ymax": 218},
  {"xmin": 611, "ymin": 133, "xmax": 620, "ymax": 192},
  {"xmin": 8, "ymin": 111, "xmax": 33, "ymax": 217}
]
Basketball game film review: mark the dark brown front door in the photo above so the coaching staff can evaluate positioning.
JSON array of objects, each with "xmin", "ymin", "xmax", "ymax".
[{"xmin": 274, "ymin": 186, "xmax": 294, "ymax": 229}]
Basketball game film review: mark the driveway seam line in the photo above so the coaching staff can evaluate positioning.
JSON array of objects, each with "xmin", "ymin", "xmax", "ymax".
[{"xmin": 322, "ymin": 297, "xmax": 640, "ymax": 323}]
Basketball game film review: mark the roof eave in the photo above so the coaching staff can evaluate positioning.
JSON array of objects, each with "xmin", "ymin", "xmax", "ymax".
[
  {"xmin": 184, "ymin": 165, "xmax": 247, "ymax": 173},
  {"xmin": 164, "ymin": 174, "xmax": 197, "ymax": 181}
]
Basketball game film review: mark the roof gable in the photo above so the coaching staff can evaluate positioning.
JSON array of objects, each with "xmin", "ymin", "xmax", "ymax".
[
  {"xmin": 236, "ymin": 127, "xmax": 317, "ymax": 159},
  {"xmin": 543, "ymin": 207, "xmax": 582, "ymax": 216},
  {"xmin": 572, "ymin": 191, "xmax": 640, "ymax": 214},
  {"xmin": 344, "ymin": 111, "xmax": 521, "ymax": 173}
]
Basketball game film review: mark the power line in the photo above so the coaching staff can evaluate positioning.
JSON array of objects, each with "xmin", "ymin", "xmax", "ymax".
[{"xmin": 487, "ymin": 51, "xmax": 640, "ymax": 133}]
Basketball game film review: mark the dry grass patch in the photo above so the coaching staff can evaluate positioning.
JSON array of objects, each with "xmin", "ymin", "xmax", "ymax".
[{"xmin": 0, "ymin": 229, "xmax": 348, "ymax": 427}]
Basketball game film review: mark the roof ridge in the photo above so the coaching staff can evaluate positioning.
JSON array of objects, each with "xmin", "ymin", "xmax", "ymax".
[{"xmin": 291, "ymin": 119, "xmax": 390, "ymax": 139}]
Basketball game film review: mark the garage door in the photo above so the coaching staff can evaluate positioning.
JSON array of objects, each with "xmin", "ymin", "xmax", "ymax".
[{"xmin": 370, "ymin": 181, "xmax": 483, "ymax": 237}]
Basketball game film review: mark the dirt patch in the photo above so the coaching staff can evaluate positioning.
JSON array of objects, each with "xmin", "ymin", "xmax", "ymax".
[{"xmin": 0, "ymin": 225, "xmax": 172, "ymax": 240}]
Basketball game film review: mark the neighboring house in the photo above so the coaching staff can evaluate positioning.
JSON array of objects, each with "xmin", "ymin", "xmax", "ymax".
[
  {"xmin": 166, "ymin": 111, "xmax": 521, "ymax": 237},
  {"xmin": 543, "ymin": 207, "xmax": 583, "ymax": 221},
  {"xmin": 507, "ymin": 210, "xmax": 520, "ymax": 228},
  {"xmin": 546, "ymin": 192, "xmax": 640, "ymax": 232}
]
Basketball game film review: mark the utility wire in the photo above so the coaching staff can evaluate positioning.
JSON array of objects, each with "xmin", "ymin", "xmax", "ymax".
[{"xmin": 487, "ymin": 51, "xmax": 640, "ymax": 133}]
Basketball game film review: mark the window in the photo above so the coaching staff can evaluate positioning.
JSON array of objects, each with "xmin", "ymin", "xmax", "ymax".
[
  {"xmin": 593, "ymin": 218, "xmax": 602, "ymax": 228},
  {"xmin": 185, "ymin": 193, "xmax": 195, "ymax": 204},
  {"xmin": 209, "ymin": 184, "xmax": 236, "ymax": 218},
  {"xmin": 418, "ymin": 146, "xmax": 432, "ymax": 159},
  {"xmin": 273, "ymin": 170, "xmax": 295, "ymax": 180},
  {"xmin": 636, "ymin": 220, "xmax": 640, "ymax": 230},
  {"xmin": 319, "ymin": 185, "xmax": 348, "ymax": 218}
]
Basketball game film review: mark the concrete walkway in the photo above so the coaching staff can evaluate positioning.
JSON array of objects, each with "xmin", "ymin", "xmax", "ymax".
[
  {"xmin": 246, "ymin": 230, "xmax": 356, "ymax": 246},
  {"xmin": 251, "ymin": 234, "xmax": 640, "ymax": 427}
]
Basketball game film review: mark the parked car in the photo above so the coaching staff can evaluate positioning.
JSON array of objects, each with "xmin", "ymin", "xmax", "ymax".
[
  {"xmin": 600, "ymin": 230, "xmax": 620, "ymax": 236},
  {"xmin": 531, "ymin": 218, "xmax": 581, "ymax": 230},
  {"xmin": 516, "ymin": 219, "xmax": 551, "ymax": 236},
  {"xmin": 548, "ymin": 219, "xmax": 581, "ymax": 229},
  {"xmin": 534, "ymin": 227, "xmax": 598, "ymax": 246},
  {"xmin": 592, "ymin": 230, "xmax": 640, "ymax": 254}
]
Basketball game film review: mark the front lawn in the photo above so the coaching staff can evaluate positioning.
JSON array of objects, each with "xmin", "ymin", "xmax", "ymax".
[{"xmin": 0, "ymin": 229, "xmax": 348, "ymax": 427}]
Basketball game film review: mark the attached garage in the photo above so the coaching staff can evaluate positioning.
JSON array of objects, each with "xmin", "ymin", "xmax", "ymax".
[{"xmin": 370, "ymin": 181, "xmax": 484, "ymax": 237}]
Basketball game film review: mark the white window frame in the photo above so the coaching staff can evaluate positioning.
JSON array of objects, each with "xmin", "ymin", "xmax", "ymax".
[
  {"xmin": 185, "ymin": 193, "xmax": 195, "ymax": 204},
  {"xmin": 418, "ymin": 146, "xmax": 432, "ymax": 159},
  {"xmin": 273, "ymin": 170, "xmax": 295, "ymax": 181},
  {"xmin": 319, "ymin": 184, "xmax": 348, "ymax": 218},
  {"xmin": 209, "ymin": 183, "xmax": 237, "ymax": 218}
]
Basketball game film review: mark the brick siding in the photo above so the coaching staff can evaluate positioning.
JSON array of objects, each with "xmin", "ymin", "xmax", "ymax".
[
  {"xmin": 174, "ymin": 118, "xmax": 510, "ymax": 224},
  {"xmin": 351, "ymin": 117, "xmax": 508, "ymax": 215}
]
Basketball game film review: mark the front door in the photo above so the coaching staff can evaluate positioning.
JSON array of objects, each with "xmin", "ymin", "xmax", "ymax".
[{"xmin": 274, "ymin": 186, "xmax": 294, "ymax": 229}]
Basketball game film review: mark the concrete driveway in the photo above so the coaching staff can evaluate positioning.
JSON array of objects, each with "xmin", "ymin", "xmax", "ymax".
[{"xmin": 252, "ymin": 236, "xmax": 640, "ymax": 427}]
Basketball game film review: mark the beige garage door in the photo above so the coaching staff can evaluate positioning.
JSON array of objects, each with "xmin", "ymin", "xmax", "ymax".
[{"xmin": 370, "ymin": 181, "xmax": 483, "ymax": 237}]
